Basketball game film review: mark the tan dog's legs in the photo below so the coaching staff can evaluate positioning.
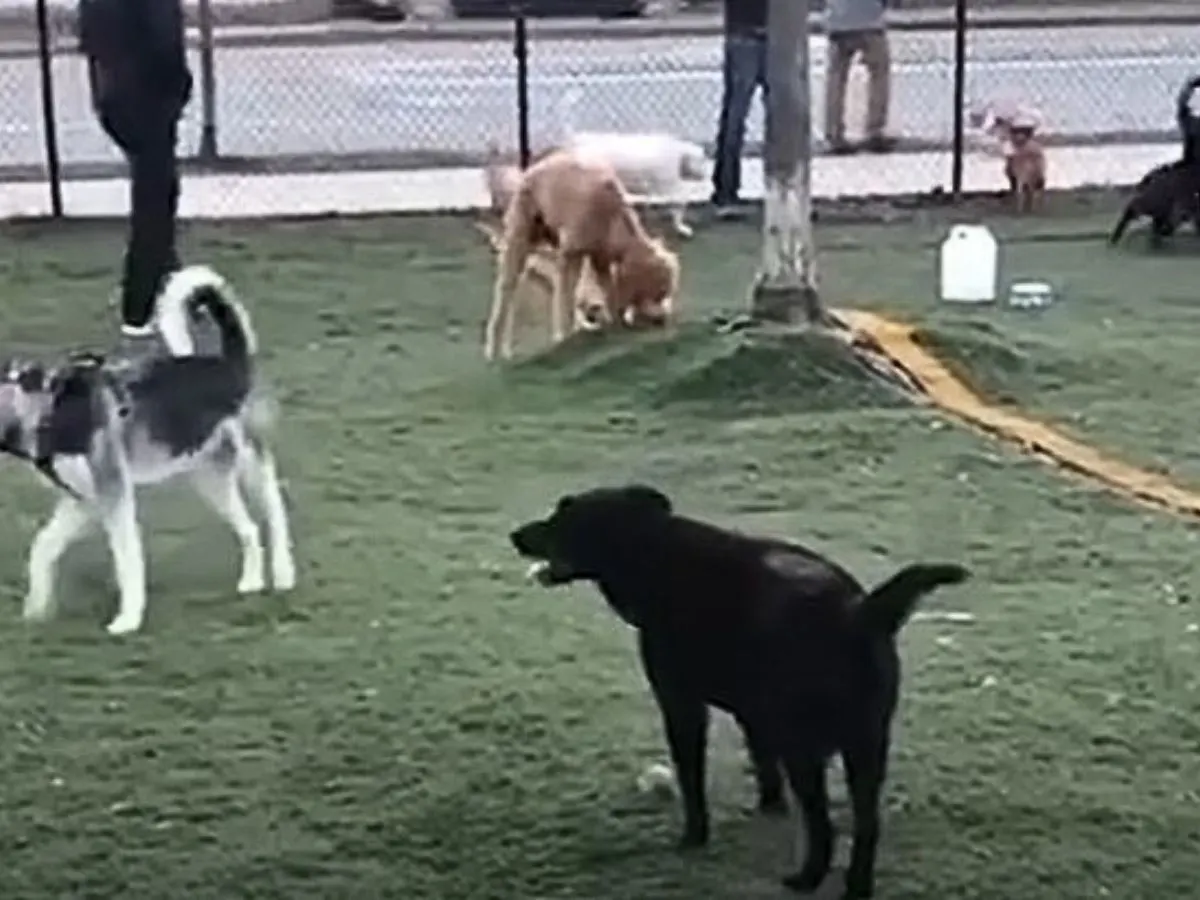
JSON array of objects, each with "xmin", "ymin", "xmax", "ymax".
[
  {"xmin": 485, "ymin": 234, "xmax": 529, "ymax": 361},
  {"xmin": 551, "ymin": 253, "xmax": 585, "ymax": 345},
  {"xmin": 578, "ymin": 261, "xmax": 616, "ymax": 331}
]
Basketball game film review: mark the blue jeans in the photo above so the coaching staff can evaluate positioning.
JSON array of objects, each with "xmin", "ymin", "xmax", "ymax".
[{"xmin": 712, "ymin": 32, "xmax": 768, "ymax": 205}]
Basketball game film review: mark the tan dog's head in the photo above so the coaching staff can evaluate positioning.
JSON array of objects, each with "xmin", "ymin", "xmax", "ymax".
[
  {"xmin": 1007, "ymin": 126, "xmax": 1038, "ymax": 150},
  {"xmin": 613, "ymin": 238, "xmax": 679, "ymax": 327}
]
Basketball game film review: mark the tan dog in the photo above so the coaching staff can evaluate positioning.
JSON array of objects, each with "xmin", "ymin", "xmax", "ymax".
[
  {"xmin": 1002, "ymin": 126, "xmax": 1046, "ymax": 213},
  {"xmin": 482, "ymin": 147, "xmax": 611, "ymax": 337},
  {"xmin": 967, "ymin": 101, "xmax": 1047, "ymax": 213},
  {"xmin": 483, "ymin": 149, "xmax": 679, "ymax": 362}
]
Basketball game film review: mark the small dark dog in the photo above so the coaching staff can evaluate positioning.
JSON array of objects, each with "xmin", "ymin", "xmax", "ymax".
[
  {"xmin": 510, "ymin": 485, "xmax": 969, "ymax": 899},
  {"xmin": 1110, "ymin": 159, "xmax": 1200, "ymax": 246}
]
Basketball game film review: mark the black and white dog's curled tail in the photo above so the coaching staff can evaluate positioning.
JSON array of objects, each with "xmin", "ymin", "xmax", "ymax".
[
  {"xmin": 154, "ymin": 265, "xmax": 258, "ymax": 364},
  {"xmin": 1177, "ymin": 75, "xmax": 1200, "ymax": 163},
  {"xmin": 1176, "ymin": 75, "xmax": 1200, "ymax": 134}
]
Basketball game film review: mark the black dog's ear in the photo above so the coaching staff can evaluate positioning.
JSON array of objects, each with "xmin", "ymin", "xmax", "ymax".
[{"xmin": 621, "ymin": 484, "xmax": 672, "ymax": 515}]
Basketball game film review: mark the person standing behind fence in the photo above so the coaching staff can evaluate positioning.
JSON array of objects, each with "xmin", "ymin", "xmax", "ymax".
[
  {"xmin": 79, "ymin": 0, "xmax": 193, "ymax": 342},
  {"xmin": 710, "ymin": 0, "xmax": 767, "ymax": 220},
  {"xmin": 823, "ymin": 0, "xmax": 895, "ymax": 154}
]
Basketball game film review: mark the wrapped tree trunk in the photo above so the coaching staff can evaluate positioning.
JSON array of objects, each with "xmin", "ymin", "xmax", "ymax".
[{"xmin": 750, "ymin": 0, "xmax": 825, "ymax": 325}]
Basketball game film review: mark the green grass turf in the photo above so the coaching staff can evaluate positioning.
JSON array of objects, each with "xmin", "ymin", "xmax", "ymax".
[{"xmin": 0, "ymin": 210, "xmax": 1198, "ymax": 900}]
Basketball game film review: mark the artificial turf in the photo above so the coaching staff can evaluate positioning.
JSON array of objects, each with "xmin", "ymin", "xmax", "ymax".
[{"xmin": 0, "ymin": 208, "xmax": 1197, "ymax": 899}]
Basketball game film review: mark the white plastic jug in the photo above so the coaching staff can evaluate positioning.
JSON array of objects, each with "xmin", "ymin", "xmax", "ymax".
[{"xmin": 939, "ymin": 224, "xmax": 999, "ymax": 304}]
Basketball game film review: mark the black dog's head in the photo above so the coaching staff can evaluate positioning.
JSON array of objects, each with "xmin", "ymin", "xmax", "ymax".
[{"xmin": 510, "ymin": 484, "xmax": 673, "ymax": 586}]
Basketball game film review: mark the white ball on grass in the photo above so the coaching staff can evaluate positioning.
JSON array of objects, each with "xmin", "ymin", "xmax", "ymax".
[{"xmin": 636, "ymin": 762, "xmax": 677, "ymax": 797}]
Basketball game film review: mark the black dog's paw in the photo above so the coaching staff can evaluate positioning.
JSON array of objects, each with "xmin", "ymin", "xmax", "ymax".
[
  {"xmin": 841, "ymin": 869, "xmax": 875, "ymax": 899},
  {"xmin": 781, "ymin": 865, "xmax": 828, "ymax": 894},
  {"xmin": 757, "ymin": 794, "xmax": 789, "ymax": 817},
  {"xmin": 676, "ymin": 826, "xmax": 709, "ymax": 850}
]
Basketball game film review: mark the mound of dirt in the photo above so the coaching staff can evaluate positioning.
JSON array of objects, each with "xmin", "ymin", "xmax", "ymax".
[
  {"xmin": 654, "ymin": 329, "xmax": 912, "ymax": 418},
  {"xmin": 503, "ymin": 322, "xmax": 913, "ymax": 418},
  {"xmin": 512, "ymin": 324, "xmax": 722, "ymax": 389}
]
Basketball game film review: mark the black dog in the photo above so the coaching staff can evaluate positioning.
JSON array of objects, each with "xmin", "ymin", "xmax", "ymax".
[
  {"xmin": 510, "ymin": 485, "xmax": 969, "ymax": 899},
  {"xmin": 1110, "ymin": 159, "xmax": 1200, "ymax": 246}
]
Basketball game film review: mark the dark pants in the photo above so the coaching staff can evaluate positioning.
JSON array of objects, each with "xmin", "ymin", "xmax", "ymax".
[
  {"xmin": 99, "ymin": 96, "xmax": 183, "ymax": 330},
  {"xmin": 712, "ymin": 31, "xmax": 768, "ymax": 206}
]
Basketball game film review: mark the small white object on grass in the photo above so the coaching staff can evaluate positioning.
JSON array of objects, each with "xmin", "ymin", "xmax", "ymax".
[
  {"xmin": 637, "ymin": 762, "xmax": 677, "ymax": 797},
  {"xmin": 525, "ymin": 561, "xmax": 549, "ymax": 582},
  {"xmin": 911, "ymin": 610, "xmax": 976, "ymax": 625},
  {"xmin": 1008, "ymin": 280, "xmax": 1055, "ymax": 309}
]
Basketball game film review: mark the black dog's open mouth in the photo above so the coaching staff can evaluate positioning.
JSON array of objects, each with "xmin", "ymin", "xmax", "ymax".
[
  {"xmin": 511, "ymin": 520, "xmax": 577, "ymax": 586},
  {"xmin": 524, "ymin": 558, "xmax": 577, "ymax": 586}
]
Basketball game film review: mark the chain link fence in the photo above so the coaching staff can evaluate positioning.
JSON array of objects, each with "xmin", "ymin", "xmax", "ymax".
[{"xmin": 3, "ymin": 2, "xmax": 1199, "ymax": 217}]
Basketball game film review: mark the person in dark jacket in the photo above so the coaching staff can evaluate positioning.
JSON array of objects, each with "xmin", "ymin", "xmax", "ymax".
[
  {"xmin": 710, "ymin": 0, "xmax": 767, "ymax": 218},
  {"xmin": 78, "ymin": 0, "xmax": 193, "ymax": 340}
]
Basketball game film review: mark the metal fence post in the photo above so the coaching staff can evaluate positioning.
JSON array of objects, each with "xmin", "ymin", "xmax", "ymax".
[
  {"xmin": 513, "ymin": 3, "xmax": 531, "ymax": 167},
  {"xmin": 197, "ymin": 0, "xmax": 219, "ymax": 161},
  {"xmin": 34, "ymin": 0, "xmax": 63, "ymax": 217},
  {"xmin": 950, "ymin": 0, "xmax": 967, "ymax": 200}
]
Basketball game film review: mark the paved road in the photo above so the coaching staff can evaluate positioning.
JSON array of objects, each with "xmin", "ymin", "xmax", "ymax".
[{"xmin": 1, "ymin": 25, "xmax": 1198, "ymax": 170}]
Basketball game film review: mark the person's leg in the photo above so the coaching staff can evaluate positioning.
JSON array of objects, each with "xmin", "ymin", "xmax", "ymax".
[
  {"xmin": 122, "ymin": 107, "xmax": 181, "ymax": 333},
  {"xmin": 712, "ymin": 33, "xmax": 764, "ymax": 208},
  {"xmin": 824, "ymin": 35, "xmax": 857, "ymax": 152},
  {"xmin": 861, "ymin": 30, "xmax": 896, "ymax": 152}
]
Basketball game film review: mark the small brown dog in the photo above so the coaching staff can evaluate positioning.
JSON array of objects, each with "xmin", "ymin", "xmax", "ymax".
[
  {"xmin": 968, "ymin": 101, "xmax": 1048, "ymax": 212},
  {"xmin": 1002, "ymin": 124, "xmax": 1047, "ymax": 213},
  {"xmin": 484, "ymin": 148, "xmax": 679, "ymax": 362}
]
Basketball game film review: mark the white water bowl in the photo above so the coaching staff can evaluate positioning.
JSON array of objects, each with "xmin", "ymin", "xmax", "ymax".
[{"xmin": 1008, "ymin": 280, "xmax": 1055, "ymax": 309}]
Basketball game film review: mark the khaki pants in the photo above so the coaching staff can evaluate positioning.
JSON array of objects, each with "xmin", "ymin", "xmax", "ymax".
[{"xmin": 824, "ymin": 29, "xmax": 891, "ymax": 144}]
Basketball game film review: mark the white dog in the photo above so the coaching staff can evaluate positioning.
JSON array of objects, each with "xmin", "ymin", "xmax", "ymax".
[
  {"xmin": 556, "ymin": 88, "xmax": 710, "ymax": 238},
  {"xmin": 0, "ymin": 266, "xmax": 296, "ymax": 635}
]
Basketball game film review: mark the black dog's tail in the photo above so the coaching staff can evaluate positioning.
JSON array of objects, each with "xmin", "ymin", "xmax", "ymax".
[
  {"xmin": 857, "ymin": 563, "xmax": 970, "ymax": 636},
  {"xmin": 1109, "ymin": 201, "xmax": 1137, "ymax": 245}
]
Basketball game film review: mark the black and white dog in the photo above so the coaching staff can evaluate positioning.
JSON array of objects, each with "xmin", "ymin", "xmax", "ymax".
[{"xmin": 0, "ymin": 266, "xmax": 296, "ymax": 635}]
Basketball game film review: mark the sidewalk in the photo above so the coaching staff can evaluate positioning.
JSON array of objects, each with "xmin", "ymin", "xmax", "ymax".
[{"xmin": 0, "ymin": 143, "xmax": 1172, "ymax": 221}]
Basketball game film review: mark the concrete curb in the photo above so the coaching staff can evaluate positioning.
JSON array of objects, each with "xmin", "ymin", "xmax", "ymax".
[
  {"xmin": 0, "ymin": 132, "xmax": 1178, "ymax": 185},
  {"xmin": 2, "ymin": 2, "xmax": 1198, "ymax": 53},
  {"xmin": 1, "ymin": 142, "xmax": 1175, "ymax": 220}
]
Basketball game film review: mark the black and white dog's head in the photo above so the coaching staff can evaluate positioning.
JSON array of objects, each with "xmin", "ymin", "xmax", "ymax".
[
  {"xmin": 0, "ymin": 358, "xmax": 54, "ymax": 457},
  {"xmin": 509, "ymin": 484, "xmax": 673, "ymax": 586},
  {"xmin": 0, "ymin": 352, "xmax": 115, "ymax": 492}
]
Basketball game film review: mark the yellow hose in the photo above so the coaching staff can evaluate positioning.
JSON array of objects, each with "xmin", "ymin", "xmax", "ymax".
[{"xmin": 841, "ymin": 309, "xmax": 1200, "ymax": 517}]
